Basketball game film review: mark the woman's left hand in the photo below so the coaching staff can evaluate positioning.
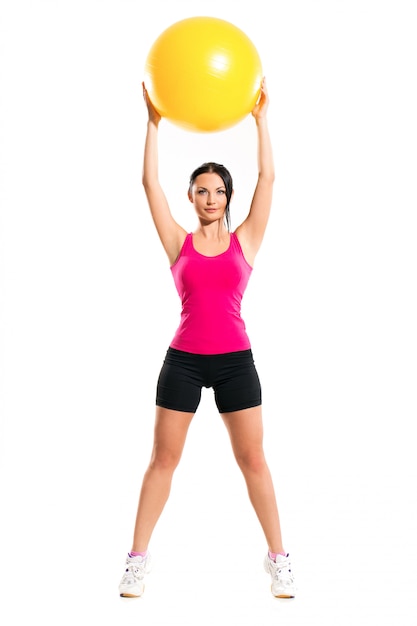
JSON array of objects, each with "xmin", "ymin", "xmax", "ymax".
[{"xmin": 251, "ymin": 77, "xmax": 269, "ymax": 120}]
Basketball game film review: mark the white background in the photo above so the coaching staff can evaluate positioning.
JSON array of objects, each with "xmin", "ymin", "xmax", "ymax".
[{"xmin": 1, "ymin": 1, "xmax": 416, "ymax": 624}]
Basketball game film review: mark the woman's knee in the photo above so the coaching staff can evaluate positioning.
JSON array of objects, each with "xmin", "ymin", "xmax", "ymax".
[
  {"xmin": 149, "ymin": 446, "xmax": 182, "ymax": 472},
  {"xmin": 235, "ymin": 448, "xmax": 266, "ymax": 474}
]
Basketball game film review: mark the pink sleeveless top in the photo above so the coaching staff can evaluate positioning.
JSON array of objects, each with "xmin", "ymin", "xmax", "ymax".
[{"xmin": 170, "ymin": 232, "xmax": 253, "ymax": 354}]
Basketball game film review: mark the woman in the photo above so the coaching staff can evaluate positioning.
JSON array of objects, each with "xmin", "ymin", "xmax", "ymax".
[{"xmin": 119, "ymin": 78, "xmax": 296, "ymax": 599}]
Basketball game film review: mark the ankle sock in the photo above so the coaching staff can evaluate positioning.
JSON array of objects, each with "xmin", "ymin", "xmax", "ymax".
[
  {"xmin": 129, "ymin": 550, "xmax": 148, "ymax": 558},
  {"xmin": 269, "ymin": 550, "xmax": 287, "ymax": 560}
]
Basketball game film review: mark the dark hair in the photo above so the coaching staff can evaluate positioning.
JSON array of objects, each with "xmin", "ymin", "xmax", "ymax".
[{"xmin": 188, "ymin": 162, "xmax": 233, "ymax": 231}]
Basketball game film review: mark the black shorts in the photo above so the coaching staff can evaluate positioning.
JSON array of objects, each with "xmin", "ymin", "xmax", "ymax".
[{"xmin": 156, "ymin": 347, "xmax": 262, "ymax": 413}]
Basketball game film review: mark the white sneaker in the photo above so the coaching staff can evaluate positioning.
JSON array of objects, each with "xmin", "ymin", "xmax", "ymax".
[
  {"xmin": 119, "ymin": 553, "xmax": 152, "ymax": 597},
  {"xmin": 264, "ymin": 553, "xmax": 296, "ymax": 598}
]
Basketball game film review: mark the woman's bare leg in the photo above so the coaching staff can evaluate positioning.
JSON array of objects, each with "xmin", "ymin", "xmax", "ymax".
[
  {"xmin": 130, "ymin": 406, "xmax": 195, "ymax": 552},
  {"xmin": 221, "ymin": 405, "xmax": 285, "ymax": 554}
]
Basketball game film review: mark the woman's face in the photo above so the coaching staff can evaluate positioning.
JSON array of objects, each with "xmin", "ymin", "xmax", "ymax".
[{"xmin": 188, "ymin": 172, "xmax": 228, "ymax": 223}]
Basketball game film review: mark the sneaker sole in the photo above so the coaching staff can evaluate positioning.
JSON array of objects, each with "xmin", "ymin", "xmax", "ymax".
[
  {"xmin": 271, "ymin": 585, "xmax": 295, "ymax": 599},
  {"xmin": 119, "ymin": 584, "xmax": 146, "ymax": 598}
]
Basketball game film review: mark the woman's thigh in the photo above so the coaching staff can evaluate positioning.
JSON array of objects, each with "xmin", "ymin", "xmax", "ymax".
[
  {"xmin": 150, "ymin": 406, "xmax": 196, "ymax": 465},
  {"xmin": 220, "ymin": 405, "xmax": 264, "ymax": 459}
]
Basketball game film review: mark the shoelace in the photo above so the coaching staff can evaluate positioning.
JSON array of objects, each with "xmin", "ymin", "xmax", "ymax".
[
  {"xmin": 271, "ymin": 559, "xmax": 294, "ymax": 583},
  {"xmin": 122, "ymin": 560, "xmax": 146, "ymax": 583}
]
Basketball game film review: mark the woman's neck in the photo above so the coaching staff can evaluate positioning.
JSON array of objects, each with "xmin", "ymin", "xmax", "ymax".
[{"xmin": 194, "ymin": 221, "xmax": 229, "ymax": 240}]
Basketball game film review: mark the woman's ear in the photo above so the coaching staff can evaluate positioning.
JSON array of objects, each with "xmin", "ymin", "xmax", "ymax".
[{"xmin": 188, "ymin": 189, "xmax": 193, "ymax": 203}]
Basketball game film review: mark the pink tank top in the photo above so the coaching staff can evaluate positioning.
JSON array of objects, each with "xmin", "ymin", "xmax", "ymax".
[{"xmin": 170, "ymin": 232, "xmax": 253, "ymax": 354}]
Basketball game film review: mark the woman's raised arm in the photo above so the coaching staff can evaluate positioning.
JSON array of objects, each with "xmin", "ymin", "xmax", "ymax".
[
  {"xmin": 235, "ymin": 78, "xmax": 275, "ymax": 266},
  {"xmin": 142, "ymin": 83, "xmax": 187, "ymax": 265}
]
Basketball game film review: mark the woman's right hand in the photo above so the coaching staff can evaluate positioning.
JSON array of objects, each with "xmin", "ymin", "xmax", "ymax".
[{"xmin": 142, "ymin": 82, "xmax": 161, "ymax": 125}]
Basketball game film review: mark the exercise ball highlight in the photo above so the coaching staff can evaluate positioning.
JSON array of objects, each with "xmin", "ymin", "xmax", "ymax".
[{"xmin": 144, "ymin": 16, "xmax": 263, "ymax": 133}]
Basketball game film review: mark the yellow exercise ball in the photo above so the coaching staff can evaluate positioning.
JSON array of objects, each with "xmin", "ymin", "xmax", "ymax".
[{"xmin": 144, "ymin": 16, "xmax": 263, "ymax": 133}]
